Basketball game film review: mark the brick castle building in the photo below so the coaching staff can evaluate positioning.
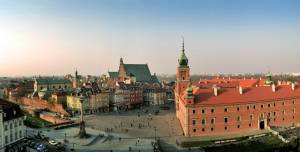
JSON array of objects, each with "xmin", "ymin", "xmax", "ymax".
[{"xmin": 175, "ymin": 42, "xmax": 300, "ymax": 137}]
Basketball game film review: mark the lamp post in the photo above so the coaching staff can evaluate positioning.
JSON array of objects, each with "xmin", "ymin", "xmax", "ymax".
[{"xmin": 154, "ymin": 126, "xmax": 157, "ymax": 140}]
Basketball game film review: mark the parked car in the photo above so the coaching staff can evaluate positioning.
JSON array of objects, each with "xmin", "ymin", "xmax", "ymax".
[
  {"xmin": 49, "ymin": 140, "xmax": 58, "ymax": 146},
  {"xmin": 29, "ymin": 142, "xmax": 36, "ymax": 148}
]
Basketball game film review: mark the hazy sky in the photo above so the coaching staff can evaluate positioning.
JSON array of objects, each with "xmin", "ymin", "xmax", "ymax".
[{"xmin": 0, "ymin": 0, "xmax": 300, "ymax": 76}]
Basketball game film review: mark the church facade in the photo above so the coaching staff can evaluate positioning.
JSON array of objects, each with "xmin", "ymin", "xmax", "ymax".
[{"xmin": 175, "ymin": 43, "xmax": 300, "ymax": 137}]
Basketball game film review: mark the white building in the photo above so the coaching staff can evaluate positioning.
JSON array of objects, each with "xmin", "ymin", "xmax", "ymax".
[{"xmin": 0, "ymin": 98, "xmax": 25, "ymax": 152}]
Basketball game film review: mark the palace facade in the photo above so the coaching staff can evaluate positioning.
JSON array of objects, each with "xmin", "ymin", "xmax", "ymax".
[{"xmin": 175, "ymin": 43, "xmax": 300, "ymax": 137}]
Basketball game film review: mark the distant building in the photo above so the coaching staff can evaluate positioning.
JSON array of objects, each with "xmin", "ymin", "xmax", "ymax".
[
  {"xmin": 143, "ymin": 84, "xmax": 167, "ymax": 105},
  {"xmin": 111, "ymin": 83, "xmax": 143, "ymax": 111},
  {"xmin": 109, "ymin": 58, "xmax": 159, "ymax": 84},
  {"xmin": 0, "ymin": 98, "xmax": 25, "ymax": 152},
  {"xmin": 66, "ymin": 95, "xmax": 90, "ymax": 114},
  {"xmin": 89, "ymin": 91, "xmax": 110, "ymax": 113},
  {"xmin": 34, "ymin": 77, "xmax": 72, "ymax": 92},
  {"xmin": 175, "ymin": 42, "xmax": 300, "ymax": 137}
]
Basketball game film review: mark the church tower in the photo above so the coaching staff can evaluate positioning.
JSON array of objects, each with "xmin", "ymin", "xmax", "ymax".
[
  {"xmin": 176, "ymin": 39, "xmax": 190, "ymax": 95},
  {"xmin": 73, "ymin": 69, "xmax": 79, "ymax": 89}
]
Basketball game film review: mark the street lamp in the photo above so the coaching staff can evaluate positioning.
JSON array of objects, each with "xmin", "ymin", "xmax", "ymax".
[{"xmin": 154, "ymin": 126, "xmax": 157, "ymax": 140}]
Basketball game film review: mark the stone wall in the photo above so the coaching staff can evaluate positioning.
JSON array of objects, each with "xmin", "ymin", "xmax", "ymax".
[
  {"xmin": 40, "ymin": 113, "xmax": 67, "ymax": 124},
  {"xmin": 21, "ymin": 97, "xmax": 69, "ymax": 116}
]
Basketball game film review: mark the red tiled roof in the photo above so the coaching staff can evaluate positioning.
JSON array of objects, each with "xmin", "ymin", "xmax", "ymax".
[
  {"xmin": 195, "ymin": 78, "xmax": 266, "ymax": 88},
  {"xmin": 188, "ymin": 84, "xmax": 300, "ymax": 105}
]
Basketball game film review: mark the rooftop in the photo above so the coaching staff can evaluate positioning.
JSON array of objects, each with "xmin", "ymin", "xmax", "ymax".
[{"xmin": 184, "ymin": 84, "xmax": 300, "ymax": 106}]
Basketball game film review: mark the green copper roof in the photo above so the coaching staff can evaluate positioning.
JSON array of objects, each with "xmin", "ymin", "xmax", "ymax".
[
  {"xmin": 108, "ymin": 72, "xmax": 119, "ymax": 79},
  {"xmin": 150, "ymin": 74, "xmax": 160, "ymax": 83},
  {"xmin": 178, "ymin": 50, "xmax": 188, "ymax": 67},
  {"xmin": 187, "ymin": 86, "xmax": 193, "ymax": 97},
  {"xmin": 35, "ymin": 78, "xmax": 71, "ymax": 85},
  {"xmin": 124, "ymin": 64, "xmax": 153, "ymax": 82},
  {"xmin": 265, "ymin": 72, "xmax": 273, "ymax": 85}
]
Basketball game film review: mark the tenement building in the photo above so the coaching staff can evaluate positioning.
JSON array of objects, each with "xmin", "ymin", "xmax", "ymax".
[
  {"xmin": 0, "ymin": 98, "xmax": 25, "ymax": 152},
  {"xmin": 175, "ymin": 43, "xmax": 300, "ymax": 137}
]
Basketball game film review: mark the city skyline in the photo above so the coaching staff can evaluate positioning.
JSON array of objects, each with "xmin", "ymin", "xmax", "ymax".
[{"xmin": 1, "ymin": 0, "xmax": 300, "ymax": 76}]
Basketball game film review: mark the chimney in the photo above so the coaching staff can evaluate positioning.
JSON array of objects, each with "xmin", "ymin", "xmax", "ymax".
[
  {"xmin": 292, "ymin": 83, "xmax": 295, "ymax": 91},
  {"xmin": 239, "ymin": 86, "xmax": 243, "ymax": 95},
  {"xmin": 278, "ymin": 80, "xmax": 282, "ymax": 86},
  {"xmin": 213, "ymin": 86, "xmax": 218, "ymax": 96},
  {"xmin": 272, "ymin": 84, "xmax": 276, "ymax": 92}
]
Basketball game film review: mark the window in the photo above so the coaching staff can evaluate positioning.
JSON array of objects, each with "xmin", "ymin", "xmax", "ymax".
[
  {"xmin": 202, "ymin": 119, "xmax": 206, "ymax": 125},
  {"xmin": 10, "ymin": 134, "xmax": 13, "ymax": 142},
  {"xmin": 14, "ymin": 121, "xmax": 17, "ymax": 128},
  {"xmin": 274, "ymin": 102, "xmax": 276, "ymax": 107},
  {"xmin": 211, "ymin": 128, "xmax": 214, "ymax": 131},
  {"xmin": 15, "ymin": 132, "xmax": 17, "ymax": 140},
  {"xmin": 282, "ymin": 110, "xmax": 285, "ymax": 115},
  {"xmin": 202, "ymin": 109, "xmax": 205, "ymax": 114},
  {"xmin": 192, "ymin": 119, "xmax": 196, "ymax": 125},
  {"xmin": 247, "ymin": 105, "xmax": 250, "ymax": 110},
  {"xmin": 274, "ymin": 112, "xmax": 276, "ymax": 116},
  {"xmin": 193, "ymin": 129, "xmax": 196, "ymax": 132},
  {"xmin": 261, "ymin": 104, "xmax": 264, "ymax": 108},
  {"xmin": 19, "ymin": 130, "xmax": 22, "ymax": 138},
  {"xmin": 293, "ymin": 116, "xmax": 295, "ymax": 119},
  {"xmin": 211, "ymin": 108, "xmax": 214, "ymax": 113},
  {"xmin": 19, "ymin": 120, "xmax": 22, "ymax": 126},
  {"xmin": 65, "ymin": 85, "xmax": 67, "ymax": 89},
  {"xmin": 202, "ymin": 128, "xmax": 205, "ymax": 132},
  {"xmin": 224, "ymin": 117, "xmax": 228, "ymax": 123},
  {"xmin": 250, "ymin": 114, "xmax": 253, "ymax": 120},
  {"xmin": 211, "ymin": 118, "xmax": 215, "ymax": 124},
  {"xmin": 181, "ymin": 71, "xmax": 186, "ymax": 80},
  {"xmin": 249, "ymin": 123, "xmax": 252, "ymax": 127},
  {"xmin": 253, "ymin": 105, "xmax": 256, "ymax": 109},
  {"xmin": 192, "ymin": 110, "xmax": 195, "ymax": 114},
  {"xmin": 237, "ymin": 106, "xmax": 240, "ymax": 111},
  {"xmin": 293, "ymin": 100, "xmax": 295, "ymax": 104},
  {"xmin": 237, "ymin": 116, "xmax": 241, "ymax": 122},
  {"xmin": 293, "ymin": 108, "xmax": 296, "ymax": 114},
  {"xmin": 283, "ymin": 118, "xmax": 285, "ymax": 121},
  {"xmin": 282, "ymin": 101, "xmax": 285, "ymax": 106},
  {"xmin": 225, "ymin": 126, "xmax": 227, "ymax": 130},
  {"xmin": 5, "ymin": 125, "xmax": 8, "ymax": 131},
  {"xmin": 268, "ymin": 104, "xmax": 270, "ymax": 107},
  {"xmin": 53, "ymin": 86, "xmax": 55, "ymax": 89},
  {"xmin": 237, "ymin": 125, "xmax": 240, "ymax": 128},
  {"xmin": 274, "ymin": 118, "xmax": 276, "ymax": 121},
  {"xmin": 224, "ymin": 107, "xmax": 228, "ymax": 112},
  {"xmin": 10, "ymin": 123, "xmax": 12, "ymax": 130},
  {"xmin": 5, "ymin": 136, "xmax": 8, "ymax": 144}
]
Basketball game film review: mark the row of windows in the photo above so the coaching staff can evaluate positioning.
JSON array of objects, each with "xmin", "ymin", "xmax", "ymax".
[
  {"xmin": 5, "ymin": 130, "xmax": 22, "ymax": 144},
  {"xmin": 193, "ymin": 112, "xmax": 296, "ymax": 125},
  {"xmin": 193, "ymin": 124, "xmax": 248, "ymax": 133},
  {"xmin": 4, "ymin": 120, "xmax": 23, "ymax": 131},
  {"xmin": 192, "ymin": 100, "xmax": 296, "ymax": 114},
  {"xmin": 40, "ymin": 85, "xmax": 70, "ymax": 90},
  {"xmin": 192, "ymin": 116, "xmax": 297, "ymax": 133}
]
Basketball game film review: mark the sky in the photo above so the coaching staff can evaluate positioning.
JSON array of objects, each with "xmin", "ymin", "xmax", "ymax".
[{"xmin": 0, "ymin": 0, "xmax": 300, "ymax": 76}]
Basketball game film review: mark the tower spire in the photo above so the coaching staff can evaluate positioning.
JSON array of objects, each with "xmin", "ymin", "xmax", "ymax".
[{"xmin": 181, "ymin": 36, "xmax": 185, "ymax": 52}]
